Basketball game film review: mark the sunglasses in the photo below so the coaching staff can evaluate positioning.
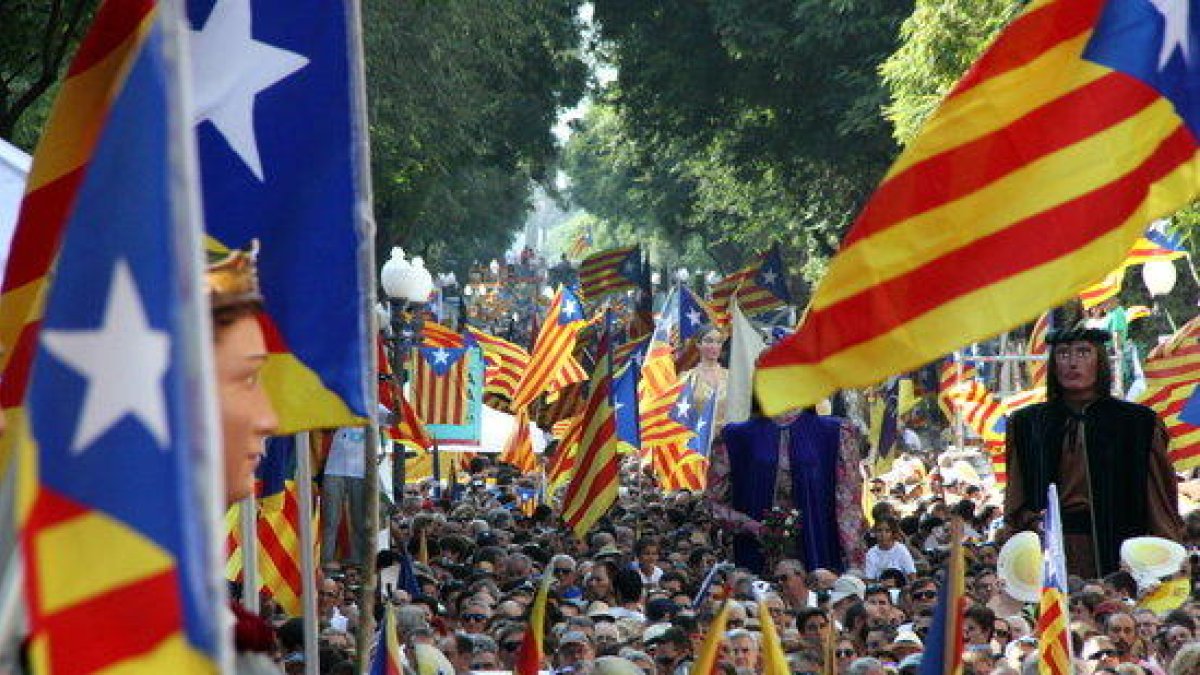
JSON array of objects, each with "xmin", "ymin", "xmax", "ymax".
[
  {"xmin": 835, "ymin": 649, "xmax": 856, "ymax": 657},
  {"xmin": 501, "ymin": 641, "xmax": 523, "ymax": 652},
  {"xmin": 995, "ymin": 631, "xmax": 1011, "ymax": 639},
  {"xmin": 554, "ymin": 567, "xmax": 574, "ymax": 576},
  {"xmin": 912, "ymin": 590, "xmax": 938, "ymax": 601},
  {"xmin": 461, "ymin": 613, "xmax": 489, "ymax": 622},
  {"xmin": 1089, "ymin": 649, "xmax": 1119, "ymax": 660}
]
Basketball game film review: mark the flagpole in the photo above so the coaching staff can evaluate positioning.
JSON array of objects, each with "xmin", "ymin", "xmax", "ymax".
[
  {"xmin": 295, "ymin": 432, "xmax": 319, "ymax": 675},
  {"xmin": 239, "ymin": 496, "xmax": 260, "ymax": 614}
]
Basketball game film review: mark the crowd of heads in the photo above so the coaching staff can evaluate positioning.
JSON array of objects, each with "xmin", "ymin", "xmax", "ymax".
[{"xmin": 232, "ymin": 448, "xmax": 1200, "ymax": 675}]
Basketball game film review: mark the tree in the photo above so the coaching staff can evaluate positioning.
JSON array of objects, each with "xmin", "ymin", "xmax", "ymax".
[
  {"xmin": 363, "ymin": 0, "xmax": 587, "ymax": 273},
  {"xmin": 878, "ymin": 0, "xmax": 1022, "ymax": 143},
  {"xmin": 561, "ymin": 0, "xmax": 914, "ymax": 291},
  {"xmin": 0, "ymin": 0, "xmax": 97, "ymax": 146}
]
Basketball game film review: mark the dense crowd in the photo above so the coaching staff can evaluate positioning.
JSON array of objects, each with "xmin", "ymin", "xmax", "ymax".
[{"xmin": 254, "ymin": 448, "xmax": 1200, "ymax": 675}]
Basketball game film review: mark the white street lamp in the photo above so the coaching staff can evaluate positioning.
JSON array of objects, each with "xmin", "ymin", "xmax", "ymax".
[
  {"xmin": 380, "ymin": 247, "xmax": 434, "ymax": 303},
  {"xmin": 1142, "ymin": 259, "xmax": 1178, "ymax": 298},
  {"xmin": 675, "ymin": 267, "xmax": 691, "ymax": 283}
]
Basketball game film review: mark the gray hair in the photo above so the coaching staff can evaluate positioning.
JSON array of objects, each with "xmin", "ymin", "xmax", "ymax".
[
  {"xmin": 725, "ymin": 628, "xmax": 758, "ymax": 645},
  {"xmin": 846, "ymin": 657, "xmax": 885, "ymax": 675}
]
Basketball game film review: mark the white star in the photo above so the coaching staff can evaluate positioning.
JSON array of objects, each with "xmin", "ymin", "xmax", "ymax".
[
  {"xmin": 674, "ymin": 399, "xmax": 692, "ymax": 419},
  {"xmin": 696, "ymin": 418, "xmax": 708, "ymax": 431},
  {"xmin": 562, "ymin": 299, "xmax": 579, "ymax": 317},
  {"xmin": 615, "ymin": 402, "xmax": 625, "ymax": 412},
  {"xmin": 761, "ymin": 270, "xmax": 778, "ymax": 286},
  {"xmin": 685, "ymin": 308, "xmax": 703, "ymax": 327},
  {"xmin": 42, "ymin": 261, "xmax": 171, "ymax": 453},
  {"xmin": 190, "ymin": 0, "xmax": 310, "ymax": 180},
  {"xmin": 432, "ymin": 348, "xmax": 450, "ymax": 365},
  {"xmin": 1150, "ymin": 0, "xmax": 1192, "ymax": 69}
]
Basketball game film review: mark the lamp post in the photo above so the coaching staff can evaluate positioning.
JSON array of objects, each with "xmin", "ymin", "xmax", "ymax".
[
  {"xmin": 1143, "ymin": 259, "xmax": 1179, "ymax": 333},
  {"xmin": 380, "ymin": 247, "xmax": 434, "ymax": 505}
]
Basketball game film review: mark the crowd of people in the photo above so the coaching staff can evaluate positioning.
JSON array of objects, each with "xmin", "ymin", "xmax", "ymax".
[{"xmin": 260, "ymin": 443, "xmax": 1200, "ymax": 675}]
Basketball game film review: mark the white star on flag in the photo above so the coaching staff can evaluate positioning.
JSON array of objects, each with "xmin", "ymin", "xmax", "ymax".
[
  {"xmin": 685, "ymin": 308, "xmax": 703, "ymax": 327},
  {"xmin": 761, "ymin": 270, "xmax": 778, "ymax": 285},
  {"xmin": 1150, "ymin": 0, "xmax": 1192, "ymax": 69},
  {"xmin": 563, "ymin": 299, "xmax": 578, "ymax": 317},
  {"xmin": 190, "ymin": 0, "xmax": 310, "ymax": 180},
  {"xmin": 432, "ymin": 348, "xmax": 450, "ymax": 365},
  {"xmin": 674, "ymin": 399, "xmax": 692, "ymax": 419},
  {"xmin": 42, "ymin": 261, "xmax": 172, "ymax": 453},
  {"xmin": 696, "ymin": 418, "xmax": 708, "ymax": 431}
]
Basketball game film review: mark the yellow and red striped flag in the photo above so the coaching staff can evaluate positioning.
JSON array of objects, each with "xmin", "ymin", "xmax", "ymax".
[
  {"xmin": 579, "ymin": 245, "xmax": 641, "ymax": 301},
  {"xmin": 1037, "ymin": 485, "xmax": 1071, "ymax": 675},
  {"xmin": 1079, "ymin": 268, "xmax": 1124, "ymax": 310},
  {"xmin": 547, "ymin": 421, "xmax": 582, "ymax": 492},
  {"xmin": 547, "ymin": 355, "xmax": 588, "ymax": 395},
  {"xmin": 421, "ymin": 321, "xmax": 465, "ymax": 348},
  {"xmin": 711, "ymin": 245, "xmax": 791, "ymax": 322},
  {"xmin": 567, "ymin": 229, "xmax": 593, "ymax": 260},
  {"xmin": 511, "ymin": 287, "xmax": 587, "ymax": 409},
  {"xmin": 514, "ymin": 568, "xmax": 554, "ymax": 674},
  {"xmin": 500, "ymin": 409, "xmax": 539, "ymax": 474},
  {"xmin": 467, "ymin": 326, "xmax": 529, "ymax": 403},
  {"xmin": 1140, "ymin": 316, "xmax": 1200, "ymax": 471},
  {"xmin": 937, "ymin": 359, "xmax": 979, "ymax": 420},
  {"xmin": 756, "ymin": 0, "xmax": 1200, "ymax": 416},
  {"xmin": 640, "ymin": 383, "xmax": 694, "ymax": 448},
  {"xmin": 1122, "ymin": 221, "xmax": 1187, "ymax": 267},
  {"xmin": 412, "ymin": 346, "xmax": 470, "ymax": 426},
  {"xmin": 560, "ymin": 323, "xmax": 620, "ymax": 538},
  {"xmin": 652, "ymin": 444, "xmax": 708, "ymax": 492}
]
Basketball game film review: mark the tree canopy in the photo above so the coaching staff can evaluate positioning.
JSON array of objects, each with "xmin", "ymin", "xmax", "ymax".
[
  {"xmin": 364, "ymin": 0, "xmax": 588, "ymax": 273},
  {"xmin": 560, "ymin": 0, "xmax": 913, "ymax": 288}
]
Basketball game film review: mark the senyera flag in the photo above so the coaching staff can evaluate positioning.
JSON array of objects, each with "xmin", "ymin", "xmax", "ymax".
[
  {"xmin": 188, "ymin": 0, "xmax": 372, "ymax": 433},
  {"xmin": 3, "ymin": 2, "xmax": 228, "ymax": 671},
  {"xmin": 757, "ymin": 0, "xmax": 1200, "ymax": 415}
]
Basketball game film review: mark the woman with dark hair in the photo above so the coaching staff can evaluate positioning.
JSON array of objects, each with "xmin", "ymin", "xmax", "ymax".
[{"xmin": 1004, "ymin": 321, "xmax": 1182, "ymax": 578}]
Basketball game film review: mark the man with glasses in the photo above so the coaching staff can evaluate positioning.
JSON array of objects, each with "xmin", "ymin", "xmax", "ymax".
[
  {"xmin": 457, "ymin": 599, "xmax": 493, "ymax": 635},
  {"xmin": 1004, "ymin": 322, "xmax": 1182, "ymax": 578},
  {"xmin": 551, "ymin": 553, "xmax": 583, "ymax": 600}
]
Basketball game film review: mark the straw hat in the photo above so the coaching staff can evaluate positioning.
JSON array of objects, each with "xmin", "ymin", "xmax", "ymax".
[
  {"xmin": 1121, "ymin": 536, "xmax": 1187, "ymax": 589},
  {"xmin": 997, "ymin": 532, "xmax": 1043, "ymax": 603}
]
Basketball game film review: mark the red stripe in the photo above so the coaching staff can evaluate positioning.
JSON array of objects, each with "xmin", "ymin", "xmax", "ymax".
[
  {"xmin": 946, "ymin": 0, "xmax": 1104, "ymax": 101},
  {"xmin": 41, "ymin": 569, "xmax": 184, "ymax": 675},
  {"xmin": 0, "ymin": 319, "xmax": 40, "ymax": 407},
  {"xmin": 763, "ymin": 124, "xmax": 1197, "ymax": 366},
  {"xmin": 66, "ymin": 1, "xmax": 155, "ymax": 76},
  {"xmin": 2, "ymin": 169, "xmax": 86, "ymax": 292},
  {"xmin": 847, "ymin": 74, "xmax": 1158, "ymax": 247}
]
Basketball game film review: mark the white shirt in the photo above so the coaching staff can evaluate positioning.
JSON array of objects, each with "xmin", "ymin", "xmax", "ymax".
[
  {"xmin": 864, "ymin": 542, "xmax": 916, "ymax": 579},
  {"xmin": 326, "ymin": 427, "xmax": 366, "ymax": 478}
]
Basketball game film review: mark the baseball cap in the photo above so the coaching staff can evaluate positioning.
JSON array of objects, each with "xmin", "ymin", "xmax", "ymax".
[{"xmin": 828, "ymin": 575, "xmax": 866, "ymax": 606}]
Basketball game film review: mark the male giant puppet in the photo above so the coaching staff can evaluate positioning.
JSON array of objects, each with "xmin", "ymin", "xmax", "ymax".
[{"xmin": 1004, "ymin": 323, "xmax": 1181, "ymax": 578}]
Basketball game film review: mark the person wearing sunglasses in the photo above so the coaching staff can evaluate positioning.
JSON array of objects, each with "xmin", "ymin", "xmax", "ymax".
[
  {"xmin": 835, "ymin": 637, "xmax": 861, "ymax": 671},
  {"xmin": 905, "ymin": 579, "xmax": 939, "ymax": 614},
  {"xmin": 550, "ymin": 553, "xmax": 583, "ymax": 600},
  {"xmin": 457, "ymin": 599, "xmax": 493, "ymax": 635}
]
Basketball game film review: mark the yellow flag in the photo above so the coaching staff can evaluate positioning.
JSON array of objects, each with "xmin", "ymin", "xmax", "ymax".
[
  {"xmin": 690, "ymin": 600, "xmax": 730, "ymax": 674},
  {"xmin": 757, "ymin": 600, "xmax": 789, "ymax": 675},
  {"xmin": 1137, "ymin": 578, "xmax": 1191, "ymax": 614}
]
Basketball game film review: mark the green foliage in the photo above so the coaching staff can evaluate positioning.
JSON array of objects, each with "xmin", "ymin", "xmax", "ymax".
[
  {"xmin": 560, "ymin": 0, "xmax": 913, "ymax": 292},
  {"xmin": 879, "ymin": 0, "xmax": 1022, "ymax": 143},
  {"xmin": 364, "ymin": 0, "xmax": 587, "ymax": 274},
  {"xmin": 0, "ymin": 0, "xmax": 97, "ymax": 145}
]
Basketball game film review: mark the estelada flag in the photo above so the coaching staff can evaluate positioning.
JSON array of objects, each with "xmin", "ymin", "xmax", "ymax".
[
  {"xmin": 5, "ymin": 4, "xmax": 227, "ymax": 670},
  {"xmin": 191, "ymin": 0, "xmax": 371, "ymax": 433},
  {"xmin": 757, "ymin": 0, "xmax": 1200, "ymax": 416}
]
